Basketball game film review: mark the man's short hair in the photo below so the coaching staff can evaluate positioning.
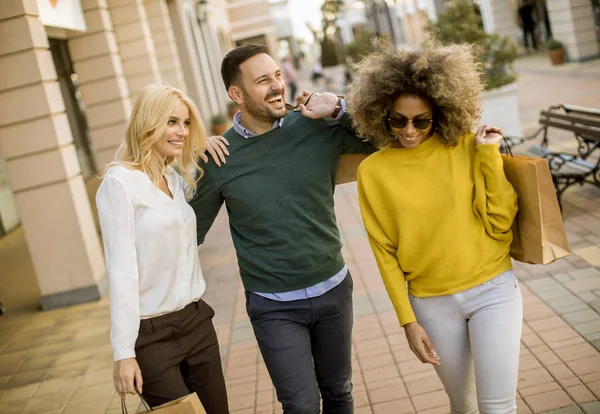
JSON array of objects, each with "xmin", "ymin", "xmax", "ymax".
[{"xmin": 221, "ymin": 44, "xmax": 269, "ymax": 90}]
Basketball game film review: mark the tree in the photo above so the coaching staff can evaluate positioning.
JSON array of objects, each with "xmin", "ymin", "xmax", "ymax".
[
  {"xmin": 427, "ymin": 0, "xmax": 518, "ymax": 90},
  {"xmin": 344, "ymin": 28, "xmax": 376, "ymax": 64},
  {"xmin": 319, "ymin": 0, "xmax": 345, "ymax": 67},
  {"xmin": 321, "ymin": 0, "xmax": 344, "ymax": 34}
]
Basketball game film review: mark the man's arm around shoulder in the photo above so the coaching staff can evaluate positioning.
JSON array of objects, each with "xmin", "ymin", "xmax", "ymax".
[{"xmin": 189, "ymin": 161, "xmax": 225, "ymax": 244}]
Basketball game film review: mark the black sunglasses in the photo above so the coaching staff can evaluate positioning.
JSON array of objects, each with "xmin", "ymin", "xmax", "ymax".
[{"xmin": 388, "ymin": 117, "xmax": 433, "ymax": 130}]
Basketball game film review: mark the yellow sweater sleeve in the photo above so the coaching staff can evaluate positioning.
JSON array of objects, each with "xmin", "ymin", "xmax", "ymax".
[
  {"xmin": 357, "ymin": 169, "xmax": 416, "ymax": 326},
  {"xmin": 472, "ymin": 143, "xmax": 518, "ymax": 241}
]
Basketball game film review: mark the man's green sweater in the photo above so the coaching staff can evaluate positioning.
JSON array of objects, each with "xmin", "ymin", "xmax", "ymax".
[{"xmin": 190, "ymin": 110, "xmax": 374, "ymax": 293}]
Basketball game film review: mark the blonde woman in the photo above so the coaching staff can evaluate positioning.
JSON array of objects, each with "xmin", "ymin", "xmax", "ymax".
[
  {"xmin": 350, "ymin": 43, "xmax": 521, "ymax": 413},
  {"xmin": 96, "ymin": 84, "xmax": 229, "ymax": 412}
]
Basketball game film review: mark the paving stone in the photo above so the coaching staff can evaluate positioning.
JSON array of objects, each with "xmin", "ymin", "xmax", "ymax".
[
  {"xmin": 0, "ymin": 383, "xmax": 40, "ymax": 403},
  {"xmin": 527, "ymin": 277, "xmax": 560, "ymax": 291},
  {"xmin": 523, "ymin": 389, "xmax": 575, "ymax": 413},
  {"xmin": 565, "ymin": 355, "xmax": 600, "ymax": 377},
  {"xmin": 545, "ymin": 363, "xmax": 577, "ymax": 381},
  {"xmin": 524, "ymin": 304, "xmax": 558, "ymax": 322},
  {"xmin": 411, "ymin": 390, "xmax": 448, "ymax": 411},
  {"xmin": 550, "ymin": 337, "xmax": 588, "ymax": 350},
  {"xmin": 368, "ymin": 383, "xmax": 408, "ymax": 404},
  {"xmin": 564, "ymin": 277, "xmax": 600, "ymax": 295},
  {"xmin": 231, "ymin": 327, "xmax": 255, "ymax": 343},
  {"xmin": 566, "ymin": 384, "xmax": 597, "ymax": 404},
  {"xmin": 590, "ymin": 300, "xmax": 600, "ymax": 313},
  {"xmin": 538, "ymin": 287, "xmax": 578, "ymax": 301},
  {"xmin": 562, "ymin": 309, "xmax": 600, "ymax": 325},
  {"xmin": 568, "ymin": 268, "xmax": 600, "ymax": 280},
  {"xmin": 548, "ymin": 296, "xmax": 590, "ymax": 314},
  {"xmin": 573, "ymin": 247, "xmax": 600, "ymax": 263},
  {"xmin": 555, "ymin": 273, "xmax": 575, "ymax": 283},
  {"xmin": 578, "ymin": 292, "xmax": 600, "ymax": 303},
  {"xmin": 517, "ymin": 398, "xmax": 532, "ymax": 414},
  {"xmin": 585, "ymin": 258, "xmax": 600, "ymax": 267},
  {"xmin": 573, "ymin": 320, "xmax": 600, "ymax": 336},
  {"xmin": 541, "ymin": 406, "xmax": 583, "ymax": 414},
  {"xmin": 0, "ymin": 399, "xmax": 29, "ymax": 414},
  {"xmin": 538, "ymin": 326, "xmax": 581, "ymax": 344},
  {"xmin": 354, "ymin": 301, "xmax": 376, "ymax": 317},
  {"xmin": 371, "ymin": 397, "xmax": 414, "ymax": 414},
  {"xmin": 580, "ymin": 401, "xmax": 600, "ymax": 414},
  {"xmin": 554, "ymin": 343, "xmax": 599, "ymax": 362},
  {"xmin": 529, "ymin": 318, "xmax": 570, "ymax": 335}
]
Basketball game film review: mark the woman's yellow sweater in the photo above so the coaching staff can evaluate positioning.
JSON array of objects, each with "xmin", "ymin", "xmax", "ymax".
[{"xmin": 357, "ymin": 133, "xmax": 518, "ymax": 326}]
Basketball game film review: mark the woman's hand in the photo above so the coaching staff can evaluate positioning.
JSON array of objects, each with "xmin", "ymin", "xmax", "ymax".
[
  {"xmin": 113, "ymin": 358, "xmax": 143, "ymax": 399},
  {"xmin": 199, "ymin": 135, "xmax": 230, "ymax": 167},
  {"xmin": 403, "ymin": 322, "xmax": 441, "ymax": 366},
  {"xmin": 475, "ymin": 124, "xmax": 504, "ymax": 146}
]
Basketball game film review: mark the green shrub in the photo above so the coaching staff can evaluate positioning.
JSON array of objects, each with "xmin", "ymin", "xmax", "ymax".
[
  {"xmin": 211, "ymin": 114, "xmax": 227, "ymax": 125},
  {"xmin": 344, "ymin": 29, "xmax": 376, "ymax": 64},
  {"xmin": 545, "ymin": 37, "xmax": 563, "ymax": 50},
  {"xmin": 321, "ymin": 36, "xmax": 344, "ymax": 67},
  {"xmin": 427, "ymin": 0, "xmax": 518, "ymax": 90}
]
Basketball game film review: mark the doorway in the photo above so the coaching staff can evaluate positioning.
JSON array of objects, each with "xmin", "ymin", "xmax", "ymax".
[
  {"xmin": 49, "ymin": 38, "xmax": 96, "ymax": 180},
  {"xmin": 0, "ymin": 155, "xmax": 19, "ymax": 237}
]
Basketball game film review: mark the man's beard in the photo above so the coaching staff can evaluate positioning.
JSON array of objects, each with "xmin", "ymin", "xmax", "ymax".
[{"xmin": 242, "ymin": 87, "xmax": 287, "ymax": 124}]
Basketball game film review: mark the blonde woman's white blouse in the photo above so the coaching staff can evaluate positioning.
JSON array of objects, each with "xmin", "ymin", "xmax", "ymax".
[{"xmin": 96, "ymin": 165, "xmax": 206, "ymax": 361}]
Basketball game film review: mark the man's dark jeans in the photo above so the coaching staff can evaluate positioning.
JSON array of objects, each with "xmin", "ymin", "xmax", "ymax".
[{"xmin": 245, "ymin": 272, "xmax": 354, "ymax": 414}]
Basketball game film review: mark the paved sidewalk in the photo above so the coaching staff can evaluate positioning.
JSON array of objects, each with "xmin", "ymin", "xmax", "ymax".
[{"xmin": 1, "ymin": 53, "xmax": 600, "ymax": 413}]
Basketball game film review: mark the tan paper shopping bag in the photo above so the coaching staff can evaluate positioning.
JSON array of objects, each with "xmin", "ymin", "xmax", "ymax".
[
  {"xmin": 336, "ymin": 154, "xmax": 370, "ymax": 185},
  {"xmin": 501, "ymin": 154, "xmax": 570, "ymax": 264},
  {"xmin": 128, "ymin": 392, "xmax": 206, "ymax": 414},
  {"xmin": 151, "ymin": 393, "xmax": 206, "ymax": 414}
]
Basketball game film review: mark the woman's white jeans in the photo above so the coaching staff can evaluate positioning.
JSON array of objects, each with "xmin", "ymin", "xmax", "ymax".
[{"xmin": 409, "ymin": 270, "xmax": 523, "ymax": 414}]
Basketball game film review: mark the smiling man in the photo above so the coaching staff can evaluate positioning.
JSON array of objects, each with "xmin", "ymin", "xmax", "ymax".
[{"xmin": 190, "ymin": 44, "xmax": 374, "ymax": 414}]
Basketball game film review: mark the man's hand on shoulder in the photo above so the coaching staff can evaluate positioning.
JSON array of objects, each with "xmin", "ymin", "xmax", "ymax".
[{"xmin": 294, "ymin": 90, "xmax": 339, "ymax": 120}]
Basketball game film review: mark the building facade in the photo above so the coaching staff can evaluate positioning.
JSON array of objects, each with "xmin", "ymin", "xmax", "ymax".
[
  {"xmin": 0, "ymin": 0, "xmax": 278, "ymax": 310},
  {"xmin": 363, "ymin": 0, "xmax": 599, "ymax": 62}
]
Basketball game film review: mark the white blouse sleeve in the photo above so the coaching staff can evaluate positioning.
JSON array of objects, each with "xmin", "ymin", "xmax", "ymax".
[{"xmin": 96, "ymin": 174, "xmax": 140, "ymax": 361}]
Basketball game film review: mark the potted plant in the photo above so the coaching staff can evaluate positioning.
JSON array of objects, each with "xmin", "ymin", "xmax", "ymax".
[
  {"xmin": 427, "ymin": 0, "xmax": 522, "ymax": 137},
  {"xmin": 546, "ymin": 38, "xmax": 565, "ymax": 65},
  {"xmin": 211, "ymin": 114, "xmax": 228, "ymax": 136},
  {"xmin": 226, "ymin": 101, "xmax": 238, "ymax": 120}
]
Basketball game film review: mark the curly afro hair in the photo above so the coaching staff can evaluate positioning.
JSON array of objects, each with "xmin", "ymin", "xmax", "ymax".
[{"xmin": 348, "ymin": 40, "xmax": 484, "ymax": 148}]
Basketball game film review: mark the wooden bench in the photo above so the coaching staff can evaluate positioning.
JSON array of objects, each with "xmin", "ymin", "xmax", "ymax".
[{"xmin": 505, "ymin": 104, "xmax": 600, "ymax": 209}]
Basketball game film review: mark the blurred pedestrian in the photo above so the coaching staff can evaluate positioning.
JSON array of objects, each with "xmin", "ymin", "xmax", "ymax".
[
  {"xmin": 519, "ymin": 0, "xmax": 538, "ymax": 51},
  {"xmin": 349, "ymin": 42, "xmax": 521, "ymax": 413},
  {"xmin": 281, "ymin": 56, "xmax": 297, "ymax": 103},
  {"xmin": 190, "ymin": 44, "xmax": 375, "ymax": 413},
  {"xmin": 311, "ymin": 60, "xmax": 324, "ymax": 85},
  {"xmin": 541, "ymin": 1, "xmax": 553, "ymax": 41},
  {"xmin": 96, "ymin": 84, "xmax": 229, "ymax": 412}
]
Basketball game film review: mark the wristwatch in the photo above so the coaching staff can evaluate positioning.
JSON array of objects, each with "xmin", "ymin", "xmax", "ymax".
[{"xmin": 330, "ymin": 97, "xmax": 343, "ymax": 119}]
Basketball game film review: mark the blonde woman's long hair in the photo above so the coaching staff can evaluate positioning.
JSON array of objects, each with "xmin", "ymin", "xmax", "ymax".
[{"xmin": 105, "ymin": 84, "xmax": 205, "ymax": 198}]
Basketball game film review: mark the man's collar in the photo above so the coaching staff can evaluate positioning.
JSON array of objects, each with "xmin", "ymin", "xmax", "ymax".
[{"xmin": 232, "ymin": 111, "xmax": 285, "ymax": 139}]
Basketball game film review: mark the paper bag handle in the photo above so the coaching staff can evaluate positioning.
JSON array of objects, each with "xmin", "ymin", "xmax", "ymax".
[
  {"xmin": 121, "ymin": 390, "xmax": 153, "ymax": 413},
  {"xmin": 501, "ymin": 136, "xmax": 514, "ymax": 157},
  {"xmin": 285, "ymin": 93, "xmax": 344, "ymax": 111}
]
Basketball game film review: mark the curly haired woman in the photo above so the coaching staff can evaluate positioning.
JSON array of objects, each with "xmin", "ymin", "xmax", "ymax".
[{"xmin": 350, "ymin": 42, "xmax": 521, "ymax": 413}]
